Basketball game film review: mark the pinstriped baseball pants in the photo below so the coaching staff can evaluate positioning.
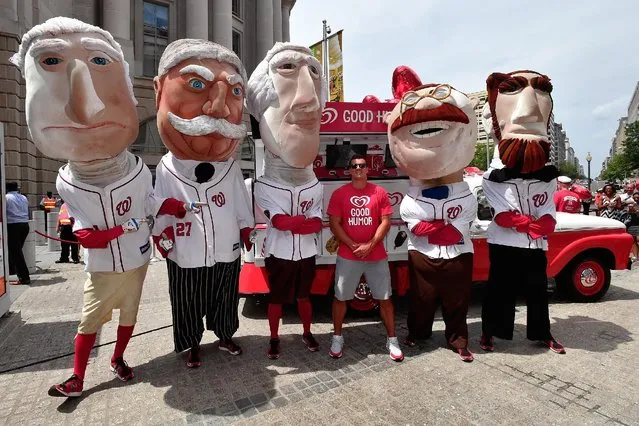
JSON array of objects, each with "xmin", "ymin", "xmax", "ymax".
[{"xmin": 166, "ymin": 258, "xmax": 241, "ymax": 353}]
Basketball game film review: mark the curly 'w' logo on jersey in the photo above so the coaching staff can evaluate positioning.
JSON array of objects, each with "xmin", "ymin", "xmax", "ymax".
[
  {"xmin": 532, "ymin": 192, "xmax": 548, "ymax": 208},
  {"xmin": 116, "ymin": 196, "xmax": 132, "ymax": 216},
  {"xmin": 447, "ymin": 205, "xmax": 462, "ymax": 219},
  {"xmin": 211, "ymin": 192, "xmax": 226, "ymax": 207},
  {"xmin": 300, "ymin": 199, "xmax": 313, "ymax": 214}
]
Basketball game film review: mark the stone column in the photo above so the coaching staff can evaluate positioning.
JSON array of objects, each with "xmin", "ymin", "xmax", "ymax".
[
  {"xmin": 281, "ymin": 0, "xmax": 292, "ymax": 42},
  {"xmin": 102, "ymin": 0, "xmax": 134, "ymax": 76},
  {"xmin": 212, "ymin": 0, "xmax": 232, "ymax": 49},
  {"xmin": 186, "ymin": 0, "xmax": 209, "ymax": 39},
  {"xmin": 257, "ymin": 0, "xmax": 274, "ymax": 58},
  {"xmin": 272, "ymin": 0, "xmax": 282, "ymax": 43}
]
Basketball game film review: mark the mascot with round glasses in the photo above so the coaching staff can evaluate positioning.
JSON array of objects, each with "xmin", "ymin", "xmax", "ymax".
[
  {"xmin": 478, "ymin": 70, "xmax": 565, "ymax": 355},
  {"xmin": 383, "ymin": 66, "xmax": 479, "ymax": 362}
]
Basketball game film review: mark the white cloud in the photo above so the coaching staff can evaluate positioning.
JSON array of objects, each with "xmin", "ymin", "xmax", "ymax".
[{"xmin": 290, "ymin": 0, "xmax": 639, "ymax": 176}]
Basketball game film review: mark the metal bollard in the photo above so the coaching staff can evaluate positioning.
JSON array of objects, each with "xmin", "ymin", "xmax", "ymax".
[
  {"xmin": 33, "ymin": 211, "xmax": 46, "ymax": 245},
  {"xmin": 47, "ymin": 211, "xmax": 61, "ymax": 252},
  {"xmin": 23, "ymin": 220, "xmax": 37, "ymax": 274}
]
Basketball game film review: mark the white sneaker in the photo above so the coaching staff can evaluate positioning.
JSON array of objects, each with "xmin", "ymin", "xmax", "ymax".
[
  {"xmin": 329, "ymin": 335, "xmax": 344, "ymax": 358},
  {"xmin": 387, "ymin": 337, "xmax": 404, "ymax": 362}
]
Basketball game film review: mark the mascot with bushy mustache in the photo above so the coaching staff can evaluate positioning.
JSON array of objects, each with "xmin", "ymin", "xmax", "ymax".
[
  {"xmin": 383, "ymin": 66, "xmax": 479, "ymax": 362},
  {"xmin": 152, "ymin": 39, "xmax": 254, "ymax": 368},
  {"xmin": 479, "ymin": 70, "xmax": 565, "ymax": 355}
]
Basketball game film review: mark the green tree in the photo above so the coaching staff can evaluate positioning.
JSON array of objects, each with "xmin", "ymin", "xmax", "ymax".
[
  {"xmin": 559, "ymin": 161, "xmax": 579, "ymax": 179},
  {"xmin": 601, "ymin": 153, "xmax": 630, "ymax": 181},
  {"xmin": 469, "ymin": 142, "xmax": 494, "ymax": 170},
  {"xmin": 624, "ymin": 120, "xmax": 639, "ymax": 171}
]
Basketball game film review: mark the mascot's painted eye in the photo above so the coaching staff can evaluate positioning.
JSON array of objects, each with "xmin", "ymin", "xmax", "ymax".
[
  {"xmin": 189, "ymin": 79, "xmax": 205, "ymax": 90},
  {"xmin": 42, "ymin": 57, "xmax": 61, "ymax": 66},
  {"xmin": 232, "ymin": 87, "xmax": 242, "ymax": 96},
  {"xmin": 308, "ymin": 65, "xmax": 319, "ymax": 76},
  {"xmin": 90, "ymin": 56, "xmax": 110, "ymax": 66},
  {"xmin": 279, "ymin": 63, "xmax": 296, "ymax": 70}
]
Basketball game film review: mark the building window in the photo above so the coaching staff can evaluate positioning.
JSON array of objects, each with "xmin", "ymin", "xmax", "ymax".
[
  {"xmin": 232, "ymin": 30, "xmax": 242, "ymax": 60},
  {"xmin": 232, "ymin": 0, "xmax": 242, "ymax": 18},
  {"xmin": 143, "ymin": 2, "xmax": 169, "ymax": 77}
]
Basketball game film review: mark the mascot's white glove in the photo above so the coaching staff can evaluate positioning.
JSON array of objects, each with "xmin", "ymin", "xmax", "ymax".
[
  {"xmin": 184, "ymin": 201, "xmax": 207, "ymax": 214},
  {"xmin": 121, "ymin": 218, "xmax": 141, "ymax": 233}
]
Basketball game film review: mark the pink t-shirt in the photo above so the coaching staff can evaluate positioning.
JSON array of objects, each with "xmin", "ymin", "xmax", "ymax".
[
  {"xmin": 554, "ymin": 189, "xmax": 581, "ymax": 214},
  {"xmin": 327, "ymin": 183, "xmax": 393, "ymax": 261}
]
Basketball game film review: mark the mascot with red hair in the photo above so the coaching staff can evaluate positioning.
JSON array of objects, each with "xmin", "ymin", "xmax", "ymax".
[
  {"xmin": 479, "ymin": 70, "xmax": 565, "ymax": 354},
  {"xmin": 384, "ymin": 66, "xmax": 479, "ymax": 362}
]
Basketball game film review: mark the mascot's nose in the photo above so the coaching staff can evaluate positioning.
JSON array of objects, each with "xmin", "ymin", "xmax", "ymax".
[
  {"xmin": 202, "ymin": 81, "xmax": 230, "ymax": 118},
  {"xmin": 66, "ymin": 59, "xmax": 105, "ymax": 124},
  {"xmin": 291, "ymin": 64, "xmax": 320, "ymax": 112},
  {"xmin": 511, "ymin": 87, "xmax": 543, "ymax": 124}
]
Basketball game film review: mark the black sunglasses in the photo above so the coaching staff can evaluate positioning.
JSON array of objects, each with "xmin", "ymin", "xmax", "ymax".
[{"xmin": 349, "ymin": 163, "xmax": 367, "ymax": 169}]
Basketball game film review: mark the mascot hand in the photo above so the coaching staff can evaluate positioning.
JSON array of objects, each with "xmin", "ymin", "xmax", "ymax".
[
  {"xmin": 429, "ymin": 224, "xmax": 463, "ymax": 246},
  {"xmin": 240, "ymin": 227, "xmax": 254, "ymax": 251},
  {"xmin": 121, "ymin": 218, "xmax": 141, "ymax": 233},
  {"xmin": 185, "ymin": 201, "xmax": 206, "ymax": 214},
  {"xmin": 152, "ymin": 227, "xmax": 175, "ymax": 257}
]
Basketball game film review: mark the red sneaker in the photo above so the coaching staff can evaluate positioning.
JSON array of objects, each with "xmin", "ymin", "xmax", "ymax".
[
  {"xmin": 457, "ymin": 347, "xmax": 474, "ymax": 362},
  {"xmin": 479, "ymin": 334, "xmax": 494, "ymax": 352},
  {"xmin": 543, "ymin": 339, "xmax": 566, "ymax": 354},
  {"xmin": 267, "ymin": 338, "xmax": 281, "ymax": 360},
  {"xmin": 219, "ymin": 339, "xmax": 242, "ymax": 355},
  {"xmin": 110, "ymin": 357, "xmax": 135, "ymax": 381},
  {"xmin": 302, "ymin": 333, "xmax": 320, "ymax": 352},
  {"xmin": 48, "ymin": 374, "xmax": 83, "ymax": 397},
  {"xmin": 187, "ymin": 347, "xmax": 201, "ymax": 368}
]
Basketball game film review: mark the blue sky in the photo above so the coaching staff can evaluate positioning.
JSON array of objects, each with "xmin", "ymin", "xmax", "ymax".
[{"xmin": 290, "ymin": 0, "xmax": 639, "ymax": 176}]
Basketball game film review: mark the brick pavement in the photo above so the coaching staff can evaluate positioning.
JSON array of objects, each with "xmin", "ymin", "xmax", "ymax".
[{"xmin": 0, "ymin": 247, "xmax": 638, "ymax": 425}]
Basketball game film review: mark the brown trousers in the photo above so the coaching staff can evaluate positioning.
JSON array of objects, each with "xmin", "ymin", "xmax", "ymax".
[{"xmin": 407, "ymin": 251, "xmax": 474, "ymax": 348}]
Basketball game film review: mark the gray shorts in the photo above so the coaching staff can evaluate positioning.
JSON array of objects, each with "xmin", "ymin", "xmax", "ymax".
[{"xmin": 334, "ymin": 256, "xmax": 392, "ymax": 301}]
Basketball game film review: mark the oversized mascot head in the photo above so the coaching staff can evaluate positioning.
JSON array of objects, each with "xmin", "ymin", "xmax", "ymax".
[
  {"xmin": 246, "ymin": 42, "xmax": 327, "ymax": 168},
  {"xmin": 10, "ymin": 17, "xmax": 138, "ymax": 161},
  {"xmin": 154, "ymin": 39, "xmax": 247, "ymax": 162},
  {"xmin": 486, "ymin": 70, "xmax": 553, "ymax": 174},
  {"xmin": 386, "ymin": 66, "xmax": 478, "ymax": 180}
]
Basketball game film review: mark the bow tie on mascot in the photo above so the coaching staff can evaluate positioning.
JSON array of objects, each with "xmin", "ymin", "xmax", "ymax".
[
  {"xmin": 10, "ymin": 17, "xmax": 196, "ymax": 398},
  {"xmin": 382, "ymin": 66, "xmax": 480, "ymax": 360}
]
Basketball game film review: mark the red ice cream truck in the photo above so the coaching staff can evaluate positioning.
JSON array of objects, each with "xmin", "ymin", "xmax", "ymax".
[{"xmin": 239, "ymin": 101, "xmax": 633, "ymax": 308}]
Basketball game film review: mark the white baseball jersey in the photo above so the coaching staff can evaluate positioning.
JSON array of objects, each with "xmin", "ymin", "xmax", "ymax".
[
  {"xmin": 254, "ymin": 177, "xmax": 323, "ymax": 261},
  {"xmin": 400, "ymin": 181, "xmax": 477, "ymax": 259},
  {"xmin": 482, "ymin": 170, "xmax": 557, "ymax": 250},
  {"xmin": 153, "ymin": 153, "xmax": 254, "ymax": 268},
  {"xmin": 56, "ymin": 157, "xmax": 164, "ymax": 273}
]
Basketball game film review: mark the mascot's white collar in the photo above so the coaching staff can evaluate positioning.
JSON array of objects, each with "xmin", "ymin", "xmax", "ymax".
[
  {"xmin": 262, "ymin": 150, "xmax": 316, "ymax": 187},
  {"xmin": 67, "ymin": 150, "xmax": 136, "ymax": 187}
]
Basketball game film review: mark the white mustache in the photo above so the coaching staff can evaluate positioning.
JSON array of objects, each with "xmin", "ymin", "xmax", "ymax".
[{"xmin": 167, "ymin": 113, "xmax": 246, "ymax": 139}]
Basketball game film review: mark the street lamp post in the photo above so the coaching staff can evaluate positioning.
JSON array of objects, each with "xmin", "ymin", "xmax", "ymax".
[
  {"xmin": 322, "ymin": 20, "xmax": 331, "ymax": 91},
  {"xmin": 586, "ymin": 152, "xmax": 592, "ymax": 190}
]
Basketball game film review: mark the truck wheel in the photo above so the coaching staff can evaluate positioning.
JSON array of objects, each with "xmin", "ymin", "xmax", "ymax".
[
  {"xmin": 558, "ymin": 257, "xmax": 611, "ymax": 302},
  {"xmin": 348, "ymin": 282, "xmax": 379, "ymax": 312}
]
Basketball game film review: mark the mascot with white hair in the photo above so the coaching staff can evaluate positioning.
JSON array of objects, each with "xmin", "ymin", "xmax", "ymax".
[
  {"xmin": 246, "ymin": 43, "xmax": 326, "ymax": 360},
  {"xmin": 151, "ymin": 39, "xmax": 254, "ymax": 368},
  {"xmin": 381, "ymin": 66, "xmax": 479, "ymax": 362},
  {"xmin": 11, "ymin": 17, "xmax": 199, "ymax": 398}
]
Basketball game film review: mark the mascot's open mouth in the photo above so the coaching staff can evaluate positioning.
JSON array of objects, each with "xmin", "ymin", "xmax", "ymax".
[{"xmin": 409, "ymin": 120, "xmax": 451, "ymax": 138}]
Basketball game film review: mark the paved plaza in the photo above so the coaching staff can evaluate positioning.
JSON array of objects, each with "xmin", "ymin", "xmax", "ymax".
[{"xmin": 0, "ymin": 247, "xmax": 638, "ymax": 425}]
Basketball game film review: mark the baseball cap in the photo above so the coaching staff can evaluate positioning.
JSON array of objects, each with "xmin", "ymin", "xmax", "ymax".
[{"xmin": 558, "ymin": 176, "xmax": 572, "ymax": 184}]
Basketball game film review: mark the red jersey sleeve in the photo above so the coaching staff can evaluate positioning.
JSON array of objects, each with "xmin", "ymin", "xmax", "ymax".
[{"xmin": 74, "ymin": 226, "xmax": 124, "ymax": 249}]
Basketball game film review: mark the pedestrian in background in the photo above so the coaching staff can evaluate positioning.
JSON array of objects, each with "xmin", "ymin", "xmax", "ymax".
[
  {"xmin": 624, "ymin": 193, "xmax": 639, "ymax": 262},
  {"xmin": 39, "ymin": 191, "xmax": 58, "ymax": 232},
  {"xmin": 5, "ymin": 182, "xmax": 31, "ymax": 285},
  {"xmin": 56, "ymin": 201, "xmax": 80, "ymax": 264}
]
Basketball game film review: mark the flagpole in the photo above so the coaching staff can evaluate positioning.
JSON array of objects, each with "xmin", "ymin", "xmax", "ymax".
[{"xmin": 322, "ymin": 20, "xmax": 331, "ymax": 93}]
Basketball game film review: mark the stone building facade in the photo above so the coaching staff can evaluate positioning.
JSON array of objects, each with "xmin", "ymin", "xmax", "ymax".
[{"xmin": 0, "ymin": 0, "xmax": 295, "ymax": 208}]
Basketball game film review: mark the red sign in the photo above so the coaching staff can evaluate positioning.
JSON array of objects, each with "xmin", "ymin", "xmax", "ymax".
[{"xmin": 320, "ymin": 102, "xmax": 395, "ymax": 134}]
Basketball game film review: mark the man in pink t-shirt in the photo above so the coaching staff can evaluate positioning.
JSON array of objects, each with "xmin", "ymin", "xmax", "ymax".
[{"xmin": 326, "ymin": 154, "xmax": 403, "ymax": 362}]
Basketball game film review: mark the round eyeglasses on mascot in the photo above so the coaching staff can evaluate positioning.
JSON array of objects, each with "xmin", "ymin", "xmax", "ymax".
[
  {"xmin": 151, "ymin": 39, "xmax": 255, "ymax": 368},
  {"xmin": 378, "ymin": 66, "xmax": 479, "ymax": 362},
  {"xmin": 246, "ymin": 42, "xmax": 326, "ymax": 359},
  {"xmin": 479, "ymin": 70, "xmax": 565, "ymax": 355},
  {"xmin": 11, "ymin": 17, "xmax": 199, "ymax": 398}
]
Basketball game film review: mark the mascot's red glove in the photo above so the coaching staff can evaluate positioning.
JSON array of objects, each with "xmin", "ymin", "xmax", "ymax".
[
  {"xmin": 240, "ymin": 227, "xmax": 253, "ymax": 251},
  {"xmin": 495, "ymin": 211, "xmax": 532, "ymax": 232},
  {"xmin": 271, "ymin": 214, "xmax": 306, "ymax": 231},
  {"xmin": 411, "ymin": 220, "xmax": 445, "ymax": 236},
  {"xmin": 152, "ymin": 226, "xmax": 175, "ymax": 257},
  {"xmin": 293, "ymin": 217, "xmax": 323, "ymax": 235},
  {"xmin": 158, "ymin": 198, "xmax": 187, "ymax": 218},
  {"xmin": 429, "ymin": 224, "xmax": 463, "ymax": 246},
  {"xmin": 74, "ymin": 226, "xmax": 124, "ymax": 249},
  {"xmin": 526, "ymin": 214, "xmax": 556, "ymax": 240}
]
